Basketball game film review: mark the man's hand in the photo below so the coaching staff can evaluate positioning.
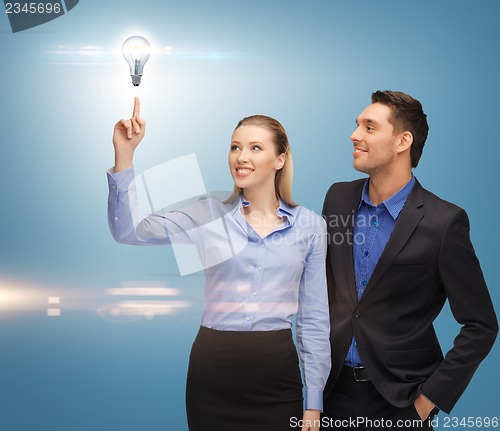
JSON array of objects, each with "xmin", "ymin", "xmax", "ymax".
[
  {"xmin": 301, "ymin": 409, "xmax": 321, "ymax": 431},
  {"xmin": 414, "ymin": 394, "xmax": 435, "ymax": 421}
]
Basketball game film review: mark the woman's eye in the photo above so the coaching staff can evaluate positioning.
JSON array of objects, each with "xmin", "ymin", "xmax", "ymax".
[
  {"xmin": 252, "ymin": 145, "xmax": 262, "ymax": 151},
  {"xmin": 230, "ymin": 145, "xmax": 239, "ymax": 151}
]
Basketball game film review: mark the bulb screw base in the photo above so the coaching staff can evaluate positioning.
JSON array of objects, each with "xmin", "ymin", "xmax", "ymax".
[{"xmin": 131, "ymin": 74, "xmax": 142, "ymax": 86}]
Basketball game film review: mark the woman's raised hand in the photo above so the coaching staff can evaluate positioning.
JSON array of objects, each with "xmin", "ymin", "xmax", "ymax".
[{"xmin": 112, "ymin": 97, "xmax": 146, "ymax": 172}]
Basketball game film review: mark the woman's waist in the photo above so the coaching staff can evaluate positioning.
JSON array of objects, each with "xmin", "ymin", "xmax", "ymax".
[{"xmin": 201, "ymin": 310, "xmax": 294, "ymax": 332}]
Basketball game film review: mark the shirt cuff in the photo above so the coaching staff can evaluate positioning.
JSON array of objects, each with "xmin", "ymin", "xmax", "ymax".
[
  {"xmin": 305, "ymin": 388, "xmax": 323, "ymax": 412},
  {"xmin": 106, "ymin": 165, "xmax": 135, "ymax": 191}
]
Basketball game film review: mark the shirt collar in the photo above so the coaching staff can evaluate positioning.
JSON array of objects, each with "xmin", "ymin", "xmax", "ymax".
[
  {"xmin": 238, "ymin": 195, "xmax": 298, "ymax": 224},
  {"xmin": 358, "ymin": 175, "xmax": 415, "ymax": 220}
]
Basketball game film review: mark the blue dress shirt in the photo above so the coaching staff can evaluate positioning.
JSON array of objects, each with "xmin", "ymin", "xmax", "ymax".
[
  {"xmin": 107, "ymin": 166, "xmax": 331, "ymax": 410},
  {"xmin": 345, "ymin": 175, "xmax": 416, "ymax": 367}
]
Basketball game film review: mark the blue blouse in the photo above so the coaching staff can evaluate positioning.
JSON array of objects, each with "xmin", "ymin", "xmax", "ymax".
[{"xmin": 107, "ymin": 166, "xmax": 331, "ymax": 410}]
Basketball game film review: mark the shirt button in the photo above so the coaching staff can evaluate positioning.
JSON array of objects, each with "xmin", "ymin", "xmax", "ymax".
[
  {"xmin": 246, "ymin": 317, "xmax": 250, "ymax": 321},
  {"xmin": 114, "ymin": 217, "xmax": 118, "ymax": 221},
  {"xmin": 364, "ymin": 251, "xmax": 369, "ymax": 256},
  {"xmin": 361, "ymin": 280, "xmax": 367, "ymax": 287},
  {"xmin": 252, "ymin": 292, "xmax": 257, "ymax": 296},
  {"xmin": 260, "ymin": 244, "xmax": 265, "ymax": 248},
  {"xmin": 354, "ymin": 312, "xmax": 360, "ymax": 319},
  {"xmin": 371, "ymin": 221, "xmax": 377, "ymax": 227},
  {"xmin": 257, "ymin": 267, "xmax": 262, "ymax": 271}
]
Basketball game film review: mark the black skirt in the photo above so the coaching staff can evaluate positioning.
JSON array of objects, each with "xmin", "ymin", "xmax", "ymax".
[{"xmin": 186, "ymin": 326, "xmax": 303, "ymax": 431}]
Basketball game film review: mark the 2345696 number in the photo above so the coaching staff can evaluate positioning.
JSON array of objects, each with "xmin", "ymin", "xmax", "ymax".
[
  {"xmin": 5, "ymin": 2, "xmax": 61, "ymax": 14},
  {"xmin": 440, "ymin": 416, "xmax": 499, "ymax": 428}
]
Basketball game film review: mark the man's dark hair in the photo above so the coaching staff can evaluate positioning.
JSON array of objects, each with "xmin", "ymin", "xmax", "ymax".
[{"xmin": 372, "ymin": 90, "xmax": 429, "ymax": 168}]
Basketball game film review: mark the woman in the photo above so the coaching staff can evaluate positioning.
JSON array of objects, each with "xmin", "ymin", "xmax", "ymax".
[{"xmin": 107, "ymin": 97, "xmax": 330, "ymax": 431}]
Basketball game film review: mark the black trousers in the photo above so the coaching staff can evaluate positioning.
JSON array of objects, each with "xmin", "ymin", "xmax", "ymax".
[
  {"xmin": 186, "ymin": 326, "xmax": 303, "ymax": 431},
  {"xmin": 322, "ymin": 366, "xmax": 436, "ymax": 431}
]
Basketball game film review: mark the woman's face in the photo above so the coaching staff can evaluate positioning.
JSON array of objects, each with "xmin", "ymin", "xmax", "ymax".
[{"xmin": 228, "ymin": 125, "xmax": 285, "ymax": 193}]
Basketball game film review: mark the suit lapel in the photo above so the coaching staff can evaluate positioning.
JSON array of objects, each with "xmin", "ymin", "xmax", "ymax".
[
  {"xmin": 360, "ymin": 179, "xmax": 425, "ymax": 301},
  {"xmin": 343, "ymin": 180, "xmax": 365, "ymax": 305}
]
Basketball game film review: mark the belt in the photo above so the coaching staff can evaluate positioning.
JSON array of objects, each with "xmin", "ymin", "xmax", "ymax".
[{"xmin": 343, "ymin": 365, "xmax": 370, "ymax": 382}]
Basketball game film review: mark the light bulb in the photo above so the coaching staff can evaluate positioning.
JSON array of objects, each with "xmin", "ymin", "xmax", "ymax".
[{"xmin": 122, "ymin": 35, "xmax": 151, "ymax": 86}]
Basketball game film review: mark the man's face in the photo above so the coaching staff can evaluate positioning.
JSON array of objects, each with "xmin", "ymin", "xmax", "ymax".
[{"xmin": 350, "ymin": 102, "xmax": 402, "ymax": 176}]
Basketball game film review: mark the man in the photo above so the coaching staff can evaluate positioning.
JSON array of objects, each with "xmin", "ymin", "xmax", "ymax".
[{"xmin": 322, "ymin": 90, "xmax": 498, "ymax": 429}]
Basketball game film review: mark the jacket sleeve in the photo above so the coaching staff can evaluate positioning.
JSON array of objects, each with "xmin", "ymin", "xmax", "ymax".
[{"xmin": 421, "ymin": 208, "xmax": 498, "ymax": 413}]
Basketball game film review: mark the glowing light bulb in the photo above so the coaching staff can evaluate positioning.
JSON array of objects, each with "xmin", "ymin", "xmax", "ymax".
[{"xmin": 122, "ymin": 35, "xmax": 151, "ymax": 86}]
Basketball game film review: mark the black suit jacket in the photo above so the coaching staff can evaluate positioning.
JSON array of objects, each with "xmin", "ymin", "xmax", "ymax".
[{"xmin": 322, "ymin": 178, "xmax": 498, "ymax": 414}]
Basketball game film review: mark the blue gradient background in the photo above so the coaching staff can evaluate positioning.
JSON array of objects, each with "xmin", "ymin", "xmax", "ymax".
[{"xmin": 0, "ymin": 1, "xmax": 499, "ymax": 430}]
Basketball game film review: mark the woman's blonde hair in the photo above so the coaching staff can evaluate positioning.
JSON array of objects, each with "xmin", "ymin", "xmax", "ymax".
[{"xmin": 225, "ymin": 115, "xmax": 298, "ymax": 207}]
